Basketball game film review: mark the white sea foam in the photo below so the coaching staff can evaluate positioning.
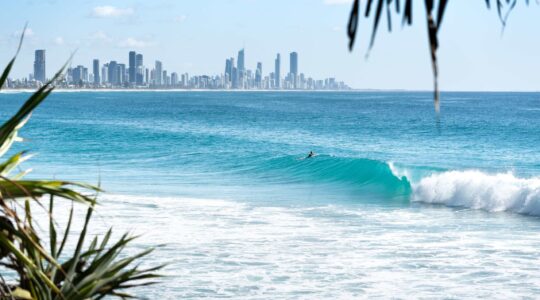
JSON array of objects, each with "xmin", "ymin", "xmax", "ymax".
[
  {"xmin": 412, "ymin": 170, "xmax": 540, "ymax": 216},
  {"xmin": 80, "ymin": 194, "xmax": 540, "ymax": 298},
  {"xmin": 388, "ymin": 161, "xmax": 412, "ymax": 181},
  {"xmin": 25, "ymin": 192, "xmax": 540, "ymax": 298}
]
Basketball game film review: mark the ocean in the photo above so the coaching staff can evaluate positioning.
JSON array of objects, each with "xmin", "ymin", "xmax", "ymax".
[{"xmin": 1, "ymin": 91, "xmax": 539, "ymax": 298}]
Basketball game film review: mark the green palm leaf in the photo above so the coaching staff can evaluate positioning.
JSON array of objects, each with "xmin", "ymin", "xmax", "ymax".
[{"xmin": 0, "ymin": 29, "xmax": 163, "ymax": 300}]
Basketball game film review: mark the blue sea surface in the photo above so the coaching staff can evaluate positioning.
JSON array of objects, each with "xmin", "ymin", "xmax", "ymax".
[{"xmin": 1, "ymin": 91, "xmax": 540, "ymax": 298}]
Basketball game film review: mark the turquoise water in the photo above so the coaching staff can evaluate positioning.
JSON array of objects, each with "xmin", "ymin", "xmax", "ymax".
[{"xmin": 1, "ymin": 91, "xmax": 540, "ymax": 298}]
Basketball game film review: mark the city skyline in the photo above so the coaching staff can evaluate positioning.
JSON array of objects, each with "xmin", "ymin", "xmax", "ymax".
[
  {"xmin": 6, "ymin": 48, "xmax": 349, "ymax": 90},
  {"xmin": 1, "ymin": 1, "xmax": 539, "ymax": 91}
]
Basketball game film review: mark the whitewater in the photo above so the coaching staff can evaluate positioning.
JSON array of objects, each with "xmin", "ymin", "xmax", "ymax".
[{"xmin": 1, "ymin": 91, "xmax": 539, "ymax": 298}]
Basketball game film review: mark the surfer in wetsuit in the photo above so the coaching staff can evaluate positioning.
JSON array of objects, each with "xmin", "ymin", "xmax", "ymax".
[{"xmin": 306, "ymin": 151, "xmax": 315, "ymax": 159}]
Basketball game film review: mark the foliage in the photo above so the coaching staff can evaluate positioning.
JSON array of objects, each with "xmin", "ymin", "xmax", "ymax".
[
  {"xmin": 0, "ymin": 29, "xmax": 162, "ymax": 299},
  {"xmin": 346, "ymin": 0, "xmax": 530, "ymax": 112}
]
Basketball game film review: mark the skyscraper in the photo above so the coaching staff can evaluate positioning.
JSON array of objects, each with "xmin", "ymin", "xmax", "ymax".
[
  {"xmin": 71, "ymin": 65, "xmax": 87, "ymax": 85},
  {"xmin": 34, "ymin": 50, "xmax": 46, "ymax": 82},
  {"xmin": 290, "ymin": 52, "xmax": 298, "ymax": 76},
  {"xmin": 230, "ymin": 58, "xmax": 236, "ymax": 88},
  {"xmin": 163, "ymin": 70, "xmax": 168, "ymax": 86},
  {"xmin": 171, "ymin": 72, "xmax": 178, "ymax": 86},
  {"xmin": 101, "ymin": 64, "xmax": 108, "ymax": 84},
  {"xmin": 290, "ymin": 52, "xmax": 298, "ymax": 89},
  {"xmin": 108, "ymin": 61, "xmax": 118, "ymax": 85},
  {"xmin": 129, "ymin": 51, "xmax": 136, "ymax": 84},
  {"xmin": 237, "ymin": 49, "xmax": 245, "ymax": 89},
  {"xmin": 255, "ymin": 62, "xmax": 262, "ymax": 88},
  {"xmin": 118, "ymin": 64, "xmax": 126, "ymax": 84},
  {"xmin": 181, "ymin": 74, "xmax": 186, "ymax": 88},
  {"xmin": 225, "ymin": 58, "xmax": 232, "ymax": 83},
  {"xmin": 237, "ymin": 49, "xmax": 245, "ymax": 72},
  {"xmin": 231, "ymin": 66, "xmax": 238, "ymax": 89},
  {"xmin": 136, "ymin": 54, "xmax": 144, "ymax": 85},
  {"xmin": 93, "ymin": 59, "xmax": 100, "ymax": 85},
  {"xmin": 274, "ymin": 53, "xmax": 281, "ymax": 89},
  {"xmin": 155, "ymin": 61, "xmax": 163, "ymax": 86}
]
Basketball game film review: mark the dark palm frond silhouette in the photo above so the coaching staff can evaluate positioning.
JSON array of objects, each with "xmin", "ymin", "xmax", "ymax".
[{"xmin": 347, "ymin": 0, "xmax": 530, "ymax": 112}]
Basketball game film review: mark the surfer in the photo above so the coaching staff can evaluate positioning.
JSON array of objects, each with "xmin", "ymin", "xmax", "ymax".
[{"xmin": 306, "ymin": 151, "xmax": 315, "ymax": 159}]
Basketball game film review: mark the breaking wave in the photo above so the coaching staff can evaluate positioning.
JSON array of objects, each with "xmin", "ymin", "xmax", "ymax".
[
  {"xmin": 251, "ymin": 155, "xmax": 540, "ymax": 216},
  {"xmin": 412, "ymin": 170, "xmax": 540, "ymax": 216}
]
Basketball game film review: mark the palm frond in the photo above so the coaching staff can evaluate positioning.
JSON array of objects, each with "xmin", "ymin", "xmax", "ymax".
[
  {"xmin": 346, "ymin": 0, "xmax": 529, "ymax": 112},
  {"xmin": 0, "ymin": 28, "xmax": 163, "ymax": 300}
]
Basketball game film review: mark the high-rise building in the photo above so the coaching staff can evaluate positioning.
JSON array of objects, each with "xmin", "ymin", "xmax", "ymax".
[
  {"xmin": 136, "ymin": 54, "xmax": 144, "ymax": 85},
  {"xmin": 171, "ymin": 72, "xmax": 178, "ymax": 86},
  {"xmin": 290, "ymin": 52, "xmax": 298, "ymax": 76},
  {"xmin": 155, "ymin": 61, "xmax": 163, "ymax": 86},
  {"xmin": 163, "ymin": 70, "xmax": 168, "ymax": 86},
  {"xmin": 237, "ymin": 49, "xmax": 245, "ymax": 72},
  {"xmin": 71, "ymin": 67, "xmax": 81, "ymax": 85},
  {"xmin": 181, "ymin": 74, "xmax": 186, "ymax": 88},
  {"xmin": 290, "ymin": 52, "xmax": 298, "ymax": 89},
  {"xmin": 274, "ymin": 53, "xmax": 281, "ymax": 89},
  {"xmin": 34, "ymin": 50, "xmax": 46, "ymax": 82},
  {"xmin": 255, "ymin": 62, "xmax": 262, "ymax": 88},
  {"xmin": 225, "ymin": 58, "xmax": 232, "ymax": 83},
  {"xmin": 299, "ymin": 73, "xmax": 305, "ymax": 89},
  {"xmin": 128, "ymin": 51, "xmax": 136, "ymax": 83},
  {"xmin": 66, "ymin": 67, "xmax": 73, "ymax": 83},
  {"xmin": 71, "ymin": 65, "xmax": 87, "ymax": 85},
  {"xmin": 237, "ymin": 49, "xmax": 245, "ymax": 89},
  {"xmin": 118, "ymin": 64, "xmax": 126, "ymax": 84},
  {"xmin": 82, "ymin": 67, "xmax": 88, "ymax": 83},
  {"xmin": 108, "ymin": 61, "xmax": 118, "ymax": 85},
  {"xmin": 101, "ymin": 64, "xmax": 108, "ymax": 84},
  {"xmin": 93, "ymin": 59, "xmax": 100, "ymax": 85},
  {"xmin": 231, "ymin": 67, "xmax": 238, "ymax": 89},
  {"xmin": 230, "ymin": 58, "xmax": 236, "ymax": 88}
]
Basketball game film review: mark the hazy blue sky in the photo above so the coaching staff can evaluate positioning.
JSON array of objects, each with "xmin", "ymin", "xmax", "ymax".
[{"xmin": 1, "ymin": 0, "xmax": 539, "ymax": 91}]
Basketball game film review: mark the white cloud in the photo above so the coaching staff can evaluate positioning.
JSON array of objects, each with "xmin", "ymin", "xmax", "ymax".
[
  {"xmin": 332, "ymin": 26, "xmax": 342, "ymax": 32},
  {"xmin": 174, "ymin": 15, "xmax": 187, "ymax": 23},
  {"xmin": 54, "ymin": 36, "xmax": 64, "ymax": 45},
  {"xmin": 117, "ymin": 37, "xmax": 154, "ymax": 48},
  {"xmin": 91, "ymin": 6, "xmax": 134, "ymax": 18},
  {"xmin": 324, "ymin": 0, "xmax": 353, "ymax": 5}
]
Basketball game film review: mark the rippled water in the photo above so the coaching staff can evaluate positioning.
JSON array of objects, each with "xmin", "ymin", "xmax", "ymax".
[{"xmin": 1, "ymin": 91, "xmax": 539, "ymax": 298}]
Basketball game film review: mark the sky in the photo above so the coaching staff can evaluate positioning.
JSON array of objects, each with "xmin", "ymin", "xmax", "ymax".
[{"xmin": 0, "ymin": 0, "xmax": 539, "ymax": 91}]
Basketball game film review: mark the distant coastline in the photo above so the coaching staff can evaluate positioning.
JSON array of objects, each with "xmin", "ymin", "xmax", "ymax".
[
  {"xmin": 0, "ymin": 88, "xmax": 364, "ymax": 93},
  {"xmin": 0, "ymin": 88, "xmax": 339, "ymax": 93},
  {"xmin": 1, "ymin": 88, "xmax": 538, "ymax": 94}
]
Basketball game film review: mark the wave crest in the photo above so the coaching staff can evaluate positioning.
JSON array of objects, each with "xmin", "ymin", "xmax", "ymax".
[
  {"xmin": 412, "ymin": 170, "xmax": 540, "ymax": 216},
  {"xmin": 252, "ymin": 155, "xmax": 411, "ymax": 197},
  {"xmin": 238, "ymin": 155, "xmax": 540, "ymax": 216}
]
